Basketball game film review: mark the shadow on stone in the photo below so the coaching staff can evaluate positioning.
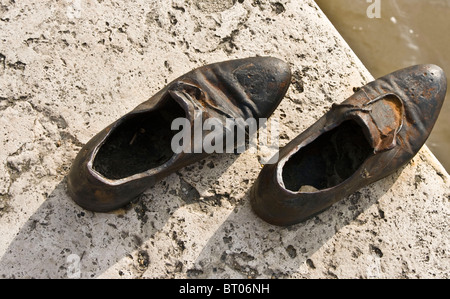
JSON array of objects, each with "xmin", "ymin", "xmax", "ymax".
[
  {"xmin": 186, "ymin": 166, "xmax": 405, "ymax": 278},
  {"xmin": 0, "ymin": 152, "xmax": 239, "ymax": 278}
]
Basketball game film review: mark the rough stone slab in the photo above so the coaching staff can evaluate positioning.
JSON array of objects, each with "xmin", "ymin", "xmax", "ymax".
[{"xmin": 0, "ymin": 0, "xmax": 449, "ymax": 279}]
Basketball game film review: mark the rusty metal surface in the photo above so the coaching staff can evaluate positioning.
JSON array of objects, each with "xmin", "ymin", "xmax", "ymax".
[
  {"xmin": 67, "ymin": 57, "xmax": 291, "ymax": 212},
  {"xmin": 251, "ymin": 64, "xmax": 447, "ymax": 226}
]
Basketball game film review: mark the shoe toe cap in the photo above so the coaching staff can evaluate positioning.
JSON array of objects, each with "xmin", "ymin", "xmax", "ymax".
[
  {"xmin": 403, "ymin": 64, "xmax": 447, "ymax": 127},
  {"xmin": 403, "ymin": 64, "xmax": 447, "ymax": 103},
  {"xmin": 233, "ymin": 57, "xmax": 291, "ymax": 119}
]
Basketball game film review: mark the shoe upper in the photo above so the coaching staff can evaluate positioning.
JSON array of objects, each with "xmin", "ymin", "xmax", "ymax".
[
  {"xmin": 251, "ymin": 64, "xmax": 447, "ymax": 226},
  {"xmin": 134, "ymin": 57, "xmax": 291, "ymax": 121},
  {"xmin": 67, "ymin": 57, "xmax": 291, "ymax": 212}
]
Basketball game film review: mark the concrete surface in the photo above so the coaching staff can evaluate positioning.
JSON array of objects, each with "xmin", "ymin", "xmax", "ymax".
[{"xmin": 0, "ymin": 0, "xmax": 448, "ymax": 279}]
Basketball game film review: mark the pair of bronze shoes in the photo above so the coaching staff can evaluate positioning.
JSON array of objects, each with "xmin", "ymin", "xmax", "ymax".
[{"xmin": 67, "ymin": 57, "xmax": 447, "ymax": 226}]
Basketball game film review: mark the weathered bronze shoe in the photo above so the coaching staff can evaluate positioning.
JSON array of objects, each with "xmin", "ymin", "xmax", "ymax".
[
  {"xmin": 68, "ymin": 57, "xmax": 291, "ymax": 212},
  {"xmin": 251, "ymin": 64, "xmax": 447, "ymax": 226}
]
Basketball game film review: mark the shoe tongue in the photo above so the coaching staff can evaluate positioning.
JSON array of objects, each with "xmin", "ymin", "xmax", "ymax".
[
  {"xmin": 365, "ymin": 95, "xmax": 404, "ymax": 152},
  {"xmin": 168, "ymin": 81, "xmax": 237, "ymax": 121},
  {"xmin": 331, "ymin": 93, "xmax": 404, "ymax": 153},
  {"xmin": 169, "ymin": 81, "xmax": 204, "ymax": 110}
]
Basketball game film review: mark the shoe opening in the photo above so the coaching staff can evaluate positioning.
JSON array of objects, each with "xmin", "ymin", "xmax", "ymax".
[
  {"xmin": 282, "ymin": 120, "xmax": 373, "ymax": 192},
  {"xmin": 92, "ymin": 95, "xmax": 186, "ymax": 180}
]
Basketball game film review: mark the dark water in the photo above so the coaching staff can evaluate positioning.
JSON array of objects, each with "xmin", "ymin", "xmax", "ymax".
[{"xmin": 315, "ymin": 0, "xmax": 450, "ymax": 171}]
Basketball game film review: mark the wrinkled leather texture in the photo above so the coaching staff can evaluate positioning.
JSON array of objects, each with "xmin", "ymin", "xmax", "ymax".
[
  {"xmin": 67, "ymin": 57, "xmax": 291, "ymax": 212},
  {"xmin": 251, "ymin": 64, "xmax": 447, "ymax": 226}
]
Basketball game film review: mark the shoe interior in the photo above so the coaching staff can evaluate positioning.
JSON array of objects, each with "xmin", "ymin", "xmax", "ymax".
[
  {"xmin": 282, "ymin": 120, "xmax": 373, "ymax": 192},
  {"xmin": 93, "ymin": 95, "xmax": 186, "ymax": 180}
]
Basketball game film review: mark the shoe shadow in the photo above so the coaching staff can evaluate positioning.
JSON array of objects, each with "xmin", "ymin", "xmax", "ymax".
[
  {"xmin": 0, "ymin": 152, "xmax": 240, "ymax": 278},
  {"xmin": 187, "ymin": 166, "xmax": 406, "ymax": 279}
]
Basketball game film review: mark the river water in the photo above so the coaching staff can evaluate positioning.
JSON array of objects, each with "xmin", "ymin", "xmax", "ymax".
[{"xmin": 315, "ymin": 0, "xmax": 450, "ymax": 171}]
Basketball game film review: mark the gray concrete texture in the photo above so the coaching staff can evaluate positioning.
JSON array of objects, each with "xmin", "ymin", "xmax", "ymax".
[{"xmin": 0, "ymin": 0, "xmax": 448, "ymax": 278}]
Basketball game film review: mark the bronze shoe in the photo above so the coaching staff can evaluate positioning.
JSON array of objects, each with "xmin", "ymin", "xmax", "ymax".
[
  {"xmin": 67, "ymin": 57, "xmax": 291, "ymax": 212},
  {"xmin": 251, "ymin": 64, "xmax": 447, "ymax": 226}
]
